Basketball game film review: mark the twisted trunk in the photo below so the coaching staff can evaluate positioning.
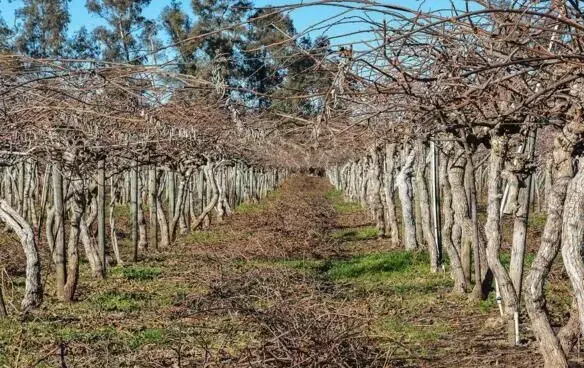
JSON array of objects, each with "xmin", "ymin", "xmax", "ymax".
[
  {"xmin": 524, "ymin": 115, "xmax": 583, "ymax": 368},
  {"xmin": 440, "ymin": 150, "xmax": 467, "ymax": 293},
  {"xmin": 396, "ymin": 147, "xmax": 418, "ymax": 250},
  {"xmin": 485, "ymin": 133, "xmax": 518, "ymax": 343},
  {"xmin": 0, "ymin": 200, "xmax": 42, "ymax": 312},
  {"xmin": 415, "ymin": 141, "xmax": 437, "ymax": 271},
  {"xmin": 561, "ymin": 157, "xmax": 584, "ymax": 336}
]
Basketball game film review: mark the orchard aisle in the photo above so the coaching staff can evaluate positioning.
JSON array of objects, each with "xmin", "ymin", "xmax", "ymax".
[{"xmin": 0, "ymin": 175, "xmax": 546, "ymax": 367}]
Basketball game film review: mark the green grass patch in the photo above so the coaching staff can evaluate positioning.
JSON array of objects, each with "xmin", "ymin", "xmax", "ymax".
[
  {"xmin": 113, "ymin": 204, "xmax": 131, "ymax": 218},
  {"xmin": 331, "ymin": 226, "xmax": 378, "ymax": 241},
  {"xmin": 325, "ymin": 251, "xmax": 424, "ymax": 280},
  {"xmin": 92, "ymin": 291, "xmax": 150, "ymax": 312},
  {"xmin": 529, "ymin": 212, "xmax": 547, "ymax": 229},
  {"xmin": 325, "ymin": 189, "xmax": 362, "ymax": 214},
  {"xmin": 479, "ymin": 294, "xmax": 498, "ymax": 314},
  {"xmin": 321, "ymin": 251, "xmax": 452, "ymax": 295},
  {"xmin": 499, "ymin": 251, "xmax": 536, "ymax": 270},
  {"xmin": 130, "ymin": 328, "xmax": 167, "ymax": 349},
  {"xmin": 121, "ymin": 266, "xmax": 162, "ymax": 281},
  {"xmin": 276, "ymin": 258, "xmax": 325, "ymax": 271},
  {"xmin": 235, "ymin": 201, "xmax": 267, "ymax": 214}
]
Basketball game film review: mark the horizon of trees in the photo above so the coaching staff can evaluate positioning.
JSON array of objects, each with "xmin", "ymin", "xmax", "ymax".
[{"xmin": 0, "ymin": 0, "xmax": 333, "ymax": 111}]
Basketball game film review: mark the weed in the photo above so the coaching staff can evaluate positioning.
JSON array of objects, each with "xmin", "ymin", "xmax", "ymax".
[
  {"xmin": 235, "ymin": 201, "xmax": 266, "ymax": 214},
  {"xmin": 325, "ymin": 251, "xmax": 423, "ymax": 280},
  {"xmin": 479, "ymin": 295, "xmax": 497, "ymax": 314},
  {"xmin": 130, "ymin": 328, "xmax": 166, "ymax": 349},
  {"xmin": 331, "ymin": 226, "xmax": 378, "ymax": 241},
  {"xmin": 121, "ymin": 266, "xmax": 162, "ymax": 281},
  {"xmin": 325, "ymin": 189, "xmax": 362, "ymax": 214},
  {"xmin": 93, "ymin": 291, "xmax": 150, "ymax": 312},
  {"xmin": 529, "ymin": 212, "xmax": 547, "ymax": 229}
]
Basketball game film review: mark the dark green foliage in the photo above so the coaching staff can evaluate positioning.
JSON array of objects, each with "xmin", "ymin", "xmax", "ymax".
[
  {"xmin": 0, "ymin": 16, "xmax": 11, "ymax": 52},
  {"xmin": 93, "ymin": 291, "xmax": 150, "ymax": 312},
  {"xmin": 130, "ymin": 328, "xmax": 167, "ymax": 349},
  {"xmin": 331, "ymin": 226, "xmax": 379, "ymax": 241},
  {"xmin": 270, "ymin": 35, "xmax": 333, "ymax": 115},
  {"xmin": 241, "ymin": 7, "xmax": 295, "ymax": 107},
  {"xmin": 86, "ymin": 0, "xmax": 153, "ymax": 63},
  {"xmin": 121, "ymin": 266, "xmax": 162, "ymax": 281},
  {"xmin": 14, "ymin": 0, "xmax": 70, "ymax": 57},
  {"xmin": 161, "ymin": 0, "xmax": 196, "ymax": 73},
  {"xmin": 66, "ymin": 27, "xmax": 98, "ymax": 59}
]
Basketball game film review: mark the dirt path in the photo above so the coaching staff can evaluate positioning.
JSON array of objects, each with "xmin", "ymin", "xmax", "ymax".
[{"xmin": 0, "ymin": 175, "xmax": 548, "ymax": 367}]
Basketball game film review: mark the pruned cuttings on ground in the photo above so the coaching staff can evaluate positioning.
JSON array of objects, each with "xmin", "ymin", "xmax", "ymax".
[{"xmin": 0, "ymin": 1, "xmax": 584, "ymax": 367}]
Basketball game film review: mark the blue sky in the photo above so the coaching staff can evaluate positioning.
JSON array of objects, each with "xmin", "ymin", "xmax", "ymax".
[{"xmin": 0, "ymin": 0, "xmax": 466, "ymax": 49}]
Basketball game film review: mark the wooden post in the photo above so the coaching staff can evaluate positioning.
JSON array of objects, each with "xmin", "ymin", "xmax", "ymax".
[
  {"xmin": 97, "ymin": 158, "xmax": 106, "ymax": 276},
  {"xmin": 130, "ymin": 164, "xmax": 139, "ymax": 262},
  {"xmin": 148, "ymin": 165, "xmax": 158, "ymax": 250},
  {"xmin": 431, "ymin": 140, "xmax": 442, "ymax": 266}
]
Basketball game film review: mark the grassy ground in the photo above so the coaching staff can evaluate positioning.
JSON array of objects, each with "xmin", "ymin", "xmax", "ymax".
[{"xmin": 0, "ymin": 176, "xmax": 577, "ymax": 367}]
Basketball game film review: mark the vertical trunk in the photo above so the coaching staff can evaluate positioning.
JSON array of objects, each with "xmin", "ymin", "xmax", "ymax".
[
  {"xmin": 448, "ymin": 148, "xmax": 472, "ymax": 284},
  {"xmin": 463, "ymin": 147, "xmax": 490, "ymax": 300},
  {"xmin": 0, "ymin": 283, "xmax": 6, "ymax": 317},
  {"xmin": 431, "ymin": 141, "xmax": 442, "ymax": 269},
  {"xmin": 148, "ymin": 166, "xmax": 158, "ymax": 250},
  {"xmin": 396, "ymin": 147, "xmax": 418, "ymax": 251},
  {"xmin": 137, "ymin": 173, "xmax": 148, "ymax": 251},
  {"xmin": 130, "ymin": 165, "xmax": 139, "ymax": 262},
  {"xmin": 0, "ymin": 200, "xmax": 42, "ymax": 312},
  {"xmin": 561, "ymin": 157, "xmax": 584, "ymax": 336},
  {"xmin": 440, "ymin": 149, "xmax": 467, "ymax": 294},
  {"xmin": 216, "ymin": 168, "xmax": 226, "ymax": 223},
  {"xmin": 80, "ymin": 215, "xmax": 103, "ymax": 278},
  {"xmin": 170, "ymin": 169, "xmax": 191, "ymax": 242},
  {"xmin": 192, "ymin": 163, "xmax": 219, "ymax": 230},
  {"xmin": 543, "ymin": 157, "xmax": 553, "ymax": 212},
  {"xmin": 52, "ymin": 163, "xmax": 66, "ymax": 300},
  {"xmin": 168, "ymin": 170, "xmax": 176, "ymax": 218},
  {"xmin": 524, "ymin": 117, "xmax": 583, "ymax": 368},
  {"xmin": 17, "ymin": 161, "xmax": 25, "ymax": 215},
  {"xmin": 558, "ymin": 300, "xmax": 580, "ymax": 354},
  {"xmin": 368, "ymin": 148, "xmax": 385, "ymax": 237},
  {"xmin": 484, "ymin": 134, "xmax": 518, "ymax": 343},
  {"xmin": 37, "ymin": 165, "xmax": 51, "ymax": 241},
  {"xmin": 383, "ymin": 144, "xmax": 400, "ymax": 246},
  {"xmin": 78, "ymin": 196, "xmax": 103, "ymax": 278},
  {"xmin": 415, "ymin": 141, "xmax": 437, "ymax": 271},
  {"xmin": 64, "ymin": 194, "xmax": 81, "ymax": 302},
  {"xmin": 109, "ymin": 177, "xmax": 123, "ymax": 265},
  {"xmin": 509, "ymin": 130, "xmax": 536, "ymax": 312},
  {"xmin": 97, "ymin": 159, "xmax": 106, "ymax": 277},
  {"xmin": 157, "ymin": 172, "xmax": 171, "ymax": 248}
]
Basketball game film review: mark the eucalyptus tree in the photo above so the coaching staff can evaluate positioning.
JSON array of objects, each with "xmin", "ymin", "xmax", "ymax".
[
  {"xmin": 241, "ymin": 6, "xmax": 295, "ymax": 108},
  {"xmin": 0, "ymin": 16, "xmax": 11, "ymax": 52},
  {"xmin": 13, "ymin": 0, "xmax": 69, "ymax": 57},
  {"xmin": 86, "ymin": 0, "xmax": 152, "ymax": 63},
  {"xmin": 161, "ymin": 1, "xmax": 197, "ymax": 74},
  {"xmin": 66, "ymin": 27, "xmax": 99, "ymax": 60}
]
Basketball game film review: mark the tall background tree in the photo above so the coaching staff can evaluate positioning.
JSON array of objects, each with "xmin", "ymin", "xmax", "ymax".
[
  {"xmin": 13, "ymin": 0, "xmax": 70, "ymax": 57},
  {"xmin": 161, "ymin": 0, "xmax": 196, "ymax": 74},
  {"xmin": 86, "ymin": 0, "xmax": 152, "ymax": 63},
  {"xmin": 241, "ymin": 6, "xmax": 295, "ymax": 108},
  {"xmin": 0, "ymin": 15, "xmax": 11, "ymax": 52}
]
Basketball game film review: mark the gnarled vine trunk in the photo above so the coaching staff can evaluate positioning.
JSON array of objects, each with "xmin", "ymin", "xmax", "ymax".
[{"xmin": 0, "ymin": 200, "xmax": 42, "ymax": 312}]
